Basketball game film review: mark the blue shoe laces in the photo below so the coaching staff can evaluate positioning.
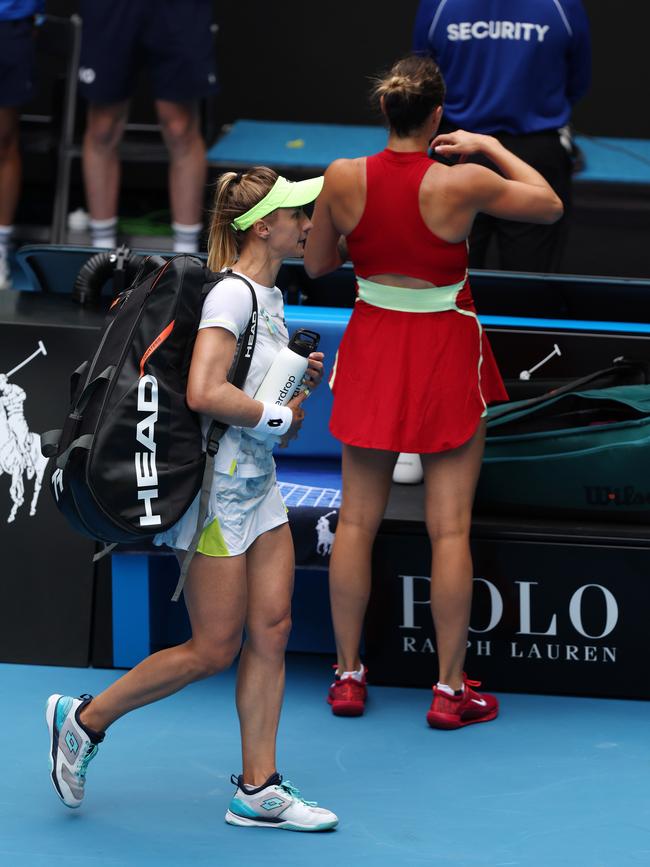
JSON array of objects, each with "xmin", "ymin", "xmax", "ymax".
[{"xmin": 279, "ymin": 780, "xmax": 317, "ymax": 807}]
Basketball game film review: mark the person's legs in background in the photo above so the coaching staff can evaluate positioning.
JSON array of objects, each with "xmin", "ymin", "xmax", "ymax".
[
  {"xmin": 82, "ymin": 102, "xmax": 129, "ymax": 248},
  {"xmin": 78, "ymin": 0, "xmax": 141, "ymax": 248},
  {"xmin": 78, "ymin": 0, "xmax": 217, "ymax": 252},
  {"xmin": 149, "ymin": 0, "xmax": 218, "ymax": 252},
  {"xmin": 155, "ymin": 99, "xmax": 206, "ymax": 253},
  {"xmin": 0, "ymin": 16, "xmax": 37, "ymax": 289}
]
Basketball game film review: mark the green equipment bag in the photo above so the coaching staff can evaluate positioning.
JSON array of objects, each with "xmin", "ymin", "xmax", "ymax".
[{"xmin": 474, "ymin": 359, "xmax": 650, "ymax": 522}]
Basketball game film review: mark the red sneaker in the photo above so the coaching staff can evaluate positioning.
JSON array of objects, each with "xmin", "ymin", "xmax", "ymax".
[
  {"xmin": 426, "ymin": 675, "xmax": 498, "ymax": 730},
  {"xmin": 327, "ymin": 665, "xmax": 367, "ymax": 717}
]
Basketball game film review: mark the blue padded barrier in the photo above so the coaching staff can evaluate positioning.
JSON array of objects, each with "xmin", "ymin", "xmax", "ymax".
[
  {"xmin": 207, "ymin": 119, "xmax": 387, "ymax": 169},
  {"xmin": 283, "ymin": 305, "xmax": 349, "ymax": 457},
  {"xmin": 111, "ymin": 554, "xmax": 151, "ymax": 669},
  {"xmin": 207, "ymin": 120, "xmax": 650, "ymax": 186},
  {"xmin": 574, "ymin": 136, "xmax": 650, "ymax": 185}
]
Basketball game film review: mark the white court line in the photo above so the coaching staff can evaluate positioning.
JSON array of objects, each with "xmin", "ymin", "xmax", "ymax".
[
  {"xmin": 278, "ymin": 482, "xmax": 341, "ymax": 509},
  {"xmin": 279, "ymin": 483, "xmax": 299, "ymax": 501},
  {"xmin": 296, "ymin": 486, "xmax": 314, "ymax": 506}
]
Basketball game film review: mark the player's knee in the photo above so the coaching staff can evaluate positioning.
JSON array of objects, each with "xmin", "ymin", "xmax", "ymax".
[
  {"xmin": 246, "ymin": 611, "xmax": 292, "ymax": 658},
  {"xmin": 426, "ymin": 517, "xmax": 470, "ymax": 545},
  {"xmin": 337, "ymin": 509, "xmax": 380, "ymax": 541},
  {"xmin": 189, "ymin": 639, "xmax": 241, "ymax": 678}
]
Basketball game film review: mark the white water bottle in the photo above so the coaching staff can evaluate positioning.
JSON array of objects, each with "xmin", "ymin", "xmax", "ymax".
[{"xmin": 254, "ymin": 329, "xmax": 320, "ymax": 406}]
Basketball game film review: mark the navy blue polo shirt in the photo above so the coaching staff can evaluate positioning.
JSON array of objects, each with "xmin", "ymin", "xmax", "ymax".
[
  {"xmin": 413, "ymin": 0, "xmax": 591, "ymax": 134},
  {"xmin": 0, "ymin": 1, "xmax": 43, "ymax": 20}
]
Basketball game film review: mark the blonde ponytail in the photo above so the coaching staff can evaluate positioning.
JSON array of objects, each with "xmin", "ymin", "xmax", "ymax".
[{"xmin": 206, "ymin": 167, "xmax": 278, "ymax": 271}]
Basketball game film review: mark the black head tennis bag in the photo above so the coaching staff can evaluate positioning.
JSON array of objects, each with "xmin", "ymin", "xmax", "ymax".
[{"xmin": 41, "ymin": 255, "xmax": 257, "ymax": 549}]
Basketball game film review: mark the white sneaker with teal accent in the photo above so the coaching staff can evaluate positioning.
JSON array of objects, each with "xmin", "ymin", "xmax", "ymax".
[
  {"xmin": 225, "ymin": 772, "xmax": 338, "ymax": 831},
  {"xmin": 45, "ymin": 694, "xmax": 103, "ymax": 808}
]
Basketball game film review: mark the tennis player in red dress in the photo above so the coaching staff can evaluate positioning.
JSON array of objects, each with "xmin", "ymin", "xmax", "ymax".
[{"xmin": 305, "ymin": 55, "xmax": 563, "ymax": 727}]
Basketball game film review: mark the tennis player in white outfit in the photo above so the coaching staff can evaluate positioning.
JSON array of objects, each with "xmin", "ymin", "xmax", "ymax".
[{"xmin": 46, "ymin": 167, "xmax": 338, "ymax": 831}]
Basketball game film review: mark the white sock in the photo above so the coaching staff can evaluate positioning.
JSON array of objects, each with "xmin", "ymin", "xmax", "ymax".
[
  {"xmin": 436, "ymin": 682, "xmax": 463, "ymax": 696},
  {"xmin": 172, "ymin": 221, "xmax": 202, "ymax": 253},
  {"xmin": 89, "ymin": 217, "xmax": 118, "ymax": 249},
  {"xmin": 0, "ymin": 224, "xmax": 14, "ymax": 258},
  {"xmin": 339, "ymin": 663, "xmax": 365, "ymax": 682}
]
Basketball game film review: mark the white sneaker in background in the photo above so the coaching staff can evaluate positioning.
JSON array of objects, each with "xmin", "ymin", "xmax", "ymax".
[
  {"xmin": 0, "ymin": 253, "xmax": 12, "ymax": 290},
  {"xmin": 393, "ymin": 452, "xmax": 423, "ymax": 484},
  {"xmin": 67, "ymin": 208, "xmax": 90, "ymax": 232}
]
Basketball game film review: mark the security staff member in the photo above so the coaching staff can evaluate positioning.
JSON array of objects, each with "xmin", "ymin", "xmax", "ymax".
[{"xmin": 413, "ymin": 0, "xmax": 591, "ymax": 273}]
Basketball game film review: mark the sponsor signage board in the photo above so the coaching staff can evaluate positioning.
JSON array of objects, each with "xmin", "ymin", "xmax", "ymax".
[
  {"xmin": 366, "ymin": 532, "xmax": 650, "ymax": 699},
  {"xmin": 0, "ymin": 299, "xmax": 102, "ymax": 665}
]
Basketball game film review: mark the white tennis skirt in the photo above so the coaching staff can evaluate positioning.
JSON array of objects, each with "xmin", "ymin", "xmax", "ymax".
[{"xmin": 153, "ymin": 469, "xmax": 288, "ymax": 557}]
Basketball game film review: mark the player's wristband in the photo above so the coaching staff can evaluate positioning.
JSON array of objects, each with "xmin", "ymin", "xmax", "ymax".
[{"xmin": 248, "ymin": 402, "xmax": 292, "ymax": 437}]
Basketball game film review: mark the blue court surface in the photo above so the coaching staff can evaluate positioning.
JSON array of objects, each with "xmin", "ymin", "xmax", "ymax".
[{"xmin": 1, "ymin": 655, "xmax": 648, "ymax": 866}]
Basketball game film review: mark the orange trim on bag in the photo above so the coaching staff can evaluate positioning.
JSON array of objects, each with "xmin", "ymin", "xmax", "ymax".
[{"xmin": 139, "ymin": 320, "xmax": 175, "ymax": 376}]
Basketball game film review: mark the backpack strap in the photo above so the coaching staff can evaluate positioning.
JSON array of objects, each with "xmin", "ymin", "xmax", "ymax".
[
  {"xmin": 41, "ymin": 428, "xmax": 62, "ymax": 458},
  {"xmin": 41, "ymin": 364, "xmax": 113, "ymax": 459},
  {"xmin": 54, "ymin": 434, "xmax": 94, "ymax": 469},
  {"xmin": 171, "ymin": 270, "xmax": 259, "ymax": 603},
  {"xmin": 70, "ymin": 365, "xmax": 115, "ymax": 420}
]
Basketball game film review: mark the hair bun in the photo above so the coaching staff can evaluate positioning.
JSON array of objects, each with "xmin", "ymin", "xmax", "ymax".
[{"xmin": 372, "ymin": 54, "xmax": 445, "ymax": 137}]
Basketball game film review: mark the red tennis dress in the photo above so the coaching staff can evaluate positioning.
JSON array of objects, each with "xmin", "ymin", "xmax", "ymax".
[{"xmin": 329, "ymin": 148, "xmax": 508, "ymax": 453}]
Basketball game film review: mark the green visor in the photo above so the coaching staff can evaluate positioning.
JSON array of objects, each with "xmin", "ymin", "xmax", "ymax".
[{"xmin": 231, "ymin": 175, "xmax": 324, "ymax": 231}]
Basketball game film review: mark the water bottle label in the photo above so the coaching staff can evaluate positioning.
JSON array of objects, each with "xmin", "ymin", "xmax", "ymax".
[{"xmin": 275, "ymin": 375, "xmax": 297, "ymax": 405}]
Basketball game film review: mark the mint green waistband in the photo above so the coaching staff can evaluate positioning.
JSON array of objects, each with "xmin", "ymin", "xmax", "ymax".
[{"xmin": 357, "ymin": 276, "xmax": 466, "ymax": 313}]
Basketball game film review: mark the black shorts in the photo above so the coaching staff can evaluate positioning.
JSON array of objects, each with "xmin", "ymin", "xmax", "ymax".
[
  {"xmin": 78, "ymin": 0, "xmax": 218, "ymax": 104},
  {"xmin": 0, "ymin": 17, "xmax": 37, "ymax": 107}
]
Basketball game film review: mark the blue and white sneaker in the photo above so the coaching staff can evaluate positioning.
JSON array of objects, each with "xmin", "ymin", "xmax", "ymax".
[
  {"xmin": 45, "ymin": 694, "xmax": 104, "ymax": 808},
  {"xmin": 225, "ymin": 772, "xmax": 338, "ymax": 832}
]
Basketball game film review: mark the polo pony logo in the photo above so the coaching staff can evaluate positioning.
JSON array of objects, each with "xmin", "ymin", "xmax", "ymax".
[
  {"xmin": 0, "ymin": 341, "xmax": 49, "ymax": 523},
  {"xmin": 316, "ymin": 510, "xmax": 337, "ymax": 556}
]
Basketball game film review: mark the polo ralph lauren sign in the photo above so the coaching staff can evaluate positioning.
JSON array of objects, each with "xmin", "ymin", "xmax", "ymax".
[{"xmin": 365, "ymin": 533, "xmax": 649, "ymax": 699}]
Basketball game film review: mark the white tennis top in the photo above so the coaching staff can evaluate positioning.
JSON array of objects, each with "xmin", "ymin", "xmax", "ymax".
[{"xmin": 198, "ymin": 271, "xmax": 290, "ymax": 478}]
